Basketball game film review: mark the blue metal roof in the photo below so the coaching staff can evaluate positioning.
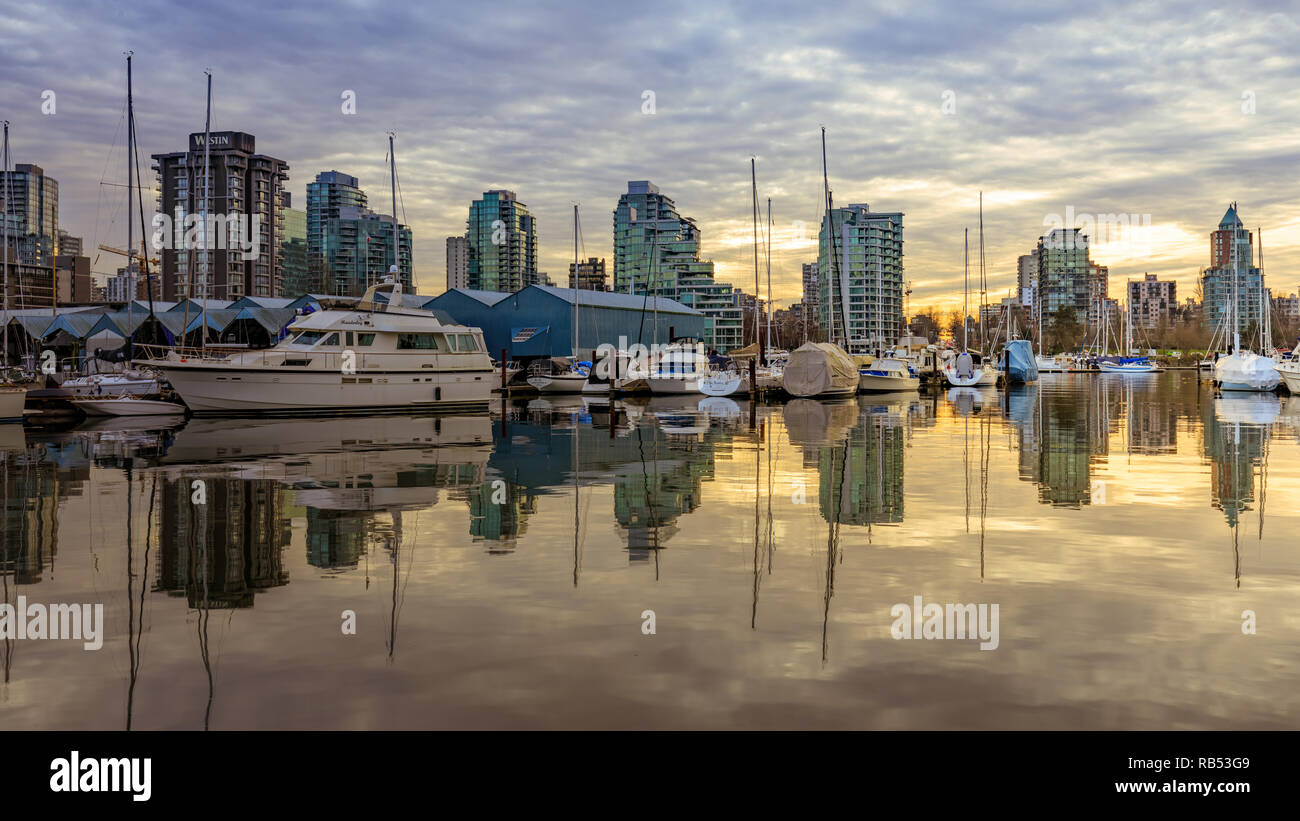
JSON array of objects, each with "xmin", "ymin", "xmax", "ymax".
[
  {"xmin": 527, "ymin": 285, "xmax": 701, "ymax": 314},
  {"xmin": 444, "ymin": 288, "xmax": 511, "ymax": 307}
]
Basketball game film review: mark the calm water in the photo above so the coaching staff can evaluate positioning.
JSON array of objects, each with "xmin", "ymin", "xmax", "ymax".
[{"xmin": 2, "ymin": 372, "xmax": 1297, "ymax": 729}]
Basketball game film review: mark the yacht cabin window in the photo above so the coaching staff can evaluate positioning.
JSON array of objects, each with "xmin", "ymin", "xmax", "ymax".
[{"xmin": 397, "ymin": 333, "xmax": 441, "ymax": 350}]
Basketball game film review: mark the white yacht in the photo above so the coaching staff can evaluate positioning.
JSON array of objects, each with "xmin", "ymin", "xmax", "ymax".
[
  {"xmin": 140, "ymin": 276, "xmax": 495, "ymax": 414},
  {"xmin": 644, "ymin": 340, "xmax": 708, "ymax": 395},
  {"xmin": 859, "ymin": 357, "xmax": 919, "ymax": 392}
]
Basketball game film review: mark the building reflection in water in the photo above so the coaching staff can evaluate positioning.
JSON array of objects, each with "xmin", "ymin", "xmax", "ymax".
[
  {"xmin": 155, "ymin": 475, "xmax": 291, "ymax": 608},
  {"xmin": 784, "ymin": 396, "xmax": 911, "ymax": 530},
  {"xmin": 1011, "ymin": 381, "xmax": 1121, "ymax": 508}
]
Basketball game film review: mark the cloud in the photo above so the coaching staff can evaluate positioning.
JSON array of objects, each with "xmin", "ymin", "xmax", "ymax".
[{"xmin": 1, "ymin": 0, "xmax": 1296, "ymax": 311}]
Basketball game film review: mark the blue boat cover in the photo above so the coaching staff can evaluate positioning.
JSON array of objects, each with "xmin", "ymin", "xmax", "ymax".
[{"xmin": 1004, "ymin": 340, "xmax": 1039, "ymax": 383}]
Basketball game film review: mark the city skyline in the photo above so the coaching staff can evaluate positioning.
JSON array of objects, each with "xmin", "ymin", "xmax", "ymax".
[{"xmin": 1, "ymin": 1, "xmax": 1296, "ymax": 313}]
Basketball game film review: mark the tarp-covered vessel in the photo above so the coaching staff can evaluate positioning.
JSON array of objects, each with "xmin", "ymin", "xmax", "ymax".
[{"xmin": 781, "ymin": 342, "xmax": 859, "ymax": 398}]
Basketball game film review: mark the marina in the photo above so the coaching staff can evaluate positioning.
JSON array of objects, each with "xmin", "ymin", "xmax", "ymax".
[{"xmin": 2, "ymin": 371, "xmax": 1299, "ymax": 729}]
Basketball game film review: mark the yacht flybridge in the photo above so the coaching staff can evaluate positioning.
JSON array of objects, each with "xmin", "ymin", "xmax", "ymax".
[{"xmin": 140, "ymin": 276, "xmax": 495, "ymax": 414}]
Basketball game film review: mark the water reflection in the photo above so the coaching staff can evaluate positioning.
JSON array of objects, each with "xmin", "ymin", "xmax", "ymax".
[{"xmin": 4, "ymin": 373, "xmax": 1300, "ymax": 729}]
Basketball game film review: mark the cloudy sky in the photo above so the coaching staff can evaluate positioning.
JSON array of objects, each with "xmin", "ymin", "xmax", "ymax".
[{"xmin": 2, "ymin": 0, "xmax": 1297, "ymax": 312}]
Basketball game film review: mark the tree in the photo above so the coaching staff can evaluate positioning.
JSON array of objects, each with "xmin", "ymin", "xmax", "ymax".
[{"xmin": 1048, "ymin": 306, "xmax": 1081, "ymax": 353}]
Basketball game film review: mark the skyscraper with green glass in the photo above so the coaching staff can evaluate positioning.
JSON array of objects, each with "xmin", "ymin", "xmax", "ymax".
[
  {"xmin": 320, "ymin": 205, "xmax": 413, "ymax": 296},
  {"xmin": 306, "ymin": 171, "xmax": 367, "ymax": 292},
  {"xmin": 818, "ymin": 203, "xmax": 904, "ymax": 353},
  {"xmin": 612, "ymin": 181, "xmax": 742, "ymax": 352},
  {"xmin": 466, "ymin": 190, "xmax": 538, "ymax": 292},
  {"xmin": 280, "ymin": 205, "xmax": 309, "ymax": 296}
]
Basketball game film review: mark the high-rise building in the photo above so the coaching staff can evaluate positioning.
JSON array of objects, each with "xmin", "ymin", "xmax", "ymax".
[
  {"xmin": 801, "ymin": 261, "xmax": 819, "ymax": 322},
  {"xmin": 1201, "ymin": 203, "xmax": 1263, "ymax": 335},
  {"xmin": 320, "ymin": 205, "xmax": 413, "ymax": 297},
  {"xmin": 55, "ymin": 253, "xmax": 91, "ymax": 303},
  {"xmin": 56, "ymin": 229, "xmax": 81, "ymax": 258},
  {"xmin": 818, "ymin": 203, "xmax": 904, "ymax": 353},
  {"xmin": 306, "ymin": 171, "xmax": 367, "ymax": 292},
  {"xmin": 446, "ymin": 235, "xmax": 469, "ymax": 290},
  {"xmin": 568, "ymin": 257, "xmax": 607, "ymax": 291},
  {"xmin": 106, "ymin": 266, "xmax": 146, "ymax": 302},
  {"xmin": 467, "ymin": 190, "xmax": 538, "ymax": 293},
  {"xmin": 1085, "ymin": 261, "xmax": 1111, "ymax": 331},
  {"xmin": 280, "ymin": 206, "xmax": 309, "ymax": 296},
  {"xmin": 0, "ymin": 163, "xmax": 58, "ymax": 266},
  {"xmin": 1274, "ymin": 293, "xmax": 1300, "ymax": 321},
  {"xmin": 612, "ymin": 181, "xmax": 742, "ymax": 351},
  {"xmin": 1127, "ymin": 273, "xmax": 1176, "ymax": 329},
  {"xmin": 152, "ymin": 131, "xmax": 289, "ymax": 300},
  {"xmin": 0, "ymin": 259, "xmax": 54, "ymax": 308},
  {"xmin": 1017, "ymin": 254, "xmax": 1036, "ymax": 307},
  {"xmin": 1034, "ymin": 228, "xmax": 1100, "ymax": 321}
]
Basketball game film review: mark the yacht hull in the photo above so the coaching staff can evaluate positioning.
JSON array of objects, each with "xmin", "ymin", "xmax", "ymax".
[
  {"xmin": 526, "ymin": 373, "xmax": 589, "ymax": 394},
  {"xmin": 73, "ymin": 398, "xmax": 187, "ymax": 417},
  {"xmin": 859, "ymin": 373, "xmax": 919, "ymax": 392},
  {"xmin": 646, "ymin": 376, "xmax": 703, "ymax": 395},
  {"xmin": 154, "ymin": 365, "xmax": 495, "ymax": 414}
]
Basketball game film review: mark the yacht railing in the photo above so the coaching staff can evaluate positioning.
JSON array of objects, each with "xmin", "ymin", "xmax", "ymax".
[{"xmin": 133, "ymin": 343, "xmax": 489, "ymax": 372}]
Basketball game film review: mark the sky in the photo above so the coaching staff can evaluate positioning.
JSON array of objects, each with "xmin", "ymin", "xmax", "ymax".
[{"xmin": 1, "ymin": 0, "xmax": 1297, "ymax": 313}]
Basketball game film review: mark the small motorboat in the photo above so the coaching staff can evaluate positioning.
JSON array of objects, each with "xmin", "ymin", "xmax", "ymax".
[
  {"xmin": 859, "ymin": 357, "xmax": 919, "ymax": 392},
  {"xmin": 525, "ymin": 357, "xmax": 590, "ymax": 394},
  {"xmin": 944, "ymin": 351, "xmax": 982, "ymax": 387},
  {"xmin": 72, "ymin": 395, "xmax": 188, "ymax": 417},
  {"xmin": 1098, "ymin": 357, "xmax": 1160, "ymax": 374},
  {"xmin": 1036, "ymin": 354, "xmax": 1068, "ymax": 373}
]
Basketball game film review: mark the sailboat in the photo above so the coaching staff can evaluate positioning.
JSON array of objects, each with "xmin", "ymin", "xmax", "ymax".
[
  {"xmin": 945, "ymin": 229, "xmax": 985, "ymax": 387},
  {"xmin": 1214, "ymin": 204, "xmax": 1278, "ymax": 392},
  {"xmin": 1098, "ymin": 300, "xmax": 1158, "ymax": 373},
  {"xmin": 527, "ymin": 206, "xmax": 590, "ymax": 394},
  {"xmin": 702, "ymin": 160, "xmax": 767, "ymax": 397}
]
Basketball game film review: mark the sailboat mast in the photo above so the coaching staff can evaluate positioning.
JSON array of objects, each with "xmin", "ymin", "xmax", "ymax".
[
  {"xmin": 766, "ymin": 197, "xmax": 772, "ymax": 351},
  {"xmin": 978, "ymin": 192, "xmax": 986, "ymax": 352},
  {"xmin": 200, "ymin": 70, "xmax": 211, "ymax": 354},
  {"xmin": 127, "ymin": 54, "xmax": 135, "ymax": 294},
  {"xmin": 1231, "ymin": 203, "xmax": 1240, "ymax": 353},
  {"xmin": 128, "ymin": 61, "xmax": 155, "ymax": 319},
  {"xmin": 821, "ymin": 127, "xmax": 848, "ymax": 349},
  {"xmin": 1259, "ymin": 226, "xmax": 1268, "ymax": 353},
  {"xmin": 963, "ymin": 228, "xmax": 969, "ymax": 350},
  {"xmin": 389, "ymin": 132, "xmax": 399, "ymax": 284},
  {"xmin": 750, "ymin": 158, "xmax": 762, "ymax": 363},
  {"xmin": 572, "ymin": 203, "xmax": 579, "ymax": 356}
]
